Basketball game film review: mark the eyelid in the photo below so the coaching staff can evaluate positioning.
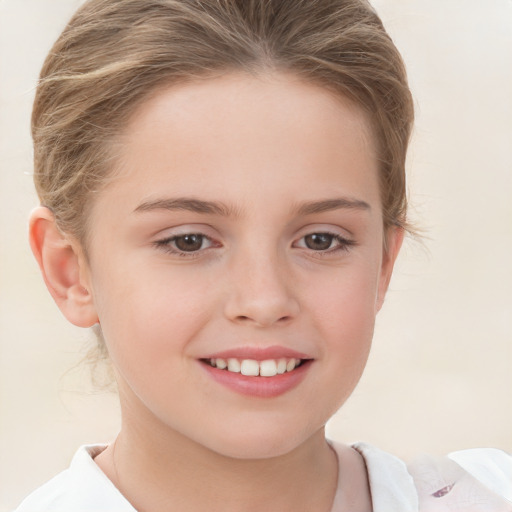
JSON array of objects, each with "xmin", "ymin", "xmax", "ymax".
[
  {"xmin": 152, "ymin": 226, "xmax": 222, "ymax": 256},
  {"xmin": 151, "ymin": 222, "xmax": 217, "ymax": 238},
  {"xmin": 157, "ymin": 233, "xmax": 212, "ymax": 246},
  {"xmin": 292, "ymin": 228, "xmax": 356, "ymax": 254}
]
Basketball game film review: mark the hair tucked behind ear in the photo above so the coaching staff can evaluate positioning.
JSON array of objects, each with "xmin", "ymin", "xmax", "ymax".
[{"xmin": 32, "ymin": 0, "xmax": 414, "ymax": 377}]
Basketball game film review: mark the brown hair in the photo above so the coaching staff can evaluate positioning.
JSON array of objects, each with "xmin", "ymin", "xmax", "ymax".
[
  {"xmin": 33, "ymin": 0, "xmax": 414, "ymax": 246},
  {"xmin": 33, "ymin": 0, "xmax": 414, "ymax": 382}
]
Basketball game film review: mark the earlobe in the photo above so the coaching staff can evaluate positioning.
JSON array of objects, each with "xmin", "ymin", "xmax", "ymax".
[
  {"xmin": 29, "ymin": 206, "xmax": 99, "ymax": 328},
  {"xmin": 376, "ymin": 227, "xmax": 404, "ymax": 312}
]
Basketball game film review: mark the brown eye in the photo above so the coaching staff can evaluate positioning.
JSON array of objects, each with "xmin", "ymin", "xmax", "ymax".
[
  {"xmin": 154, "ymin": 232, "xmax": 217, "ymax": 255},
  {"xmin": 173, "ymin": 234, "xmax": 205, "ymax": 252},
  {"xmin": 304, "ymin": 233, "xmax": 335, "ymax": 251}
]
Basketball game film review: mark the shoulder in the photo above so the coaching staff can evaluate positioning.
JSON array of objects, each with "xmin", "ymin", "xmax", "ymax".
[
  {"xmin": 14, "ymin": 445, "xmax": 135, "ymax": 512},
  {"xmin": 409, "ymin": 447, "xmax": 512, "ymax": 511},
  {"xmin": 350, "ymin": 442, "xmax": 419, "ymax": 511},
  {"xmin": 448, "ymin": 447, "xmax": 512, "ymax": 500},
  {"xmin": 348, "ymin": 442, "xmax": 512, "ymax": 512}
]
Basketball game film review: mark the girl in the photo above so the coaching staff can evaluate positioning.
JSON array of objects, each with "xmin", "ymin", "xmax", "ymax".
[{"xmin": 13, "ymin": 0, "xmax": 512, "ymax": 510}]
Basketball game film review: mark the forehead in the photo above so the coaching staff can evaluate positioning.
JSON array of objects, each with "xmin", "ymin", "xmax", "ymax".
[
  {"xmin": 101, "ymin": 72, "xmax": 380, "ymax": 214},
  {"xmin": 121, "ymin": 72, "xmax": 375, "ymax": 155}
]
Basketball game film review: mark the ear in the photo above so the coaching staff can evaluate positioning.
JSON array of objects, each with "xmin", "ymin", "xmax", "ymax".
[
  {"xmin": 376, "ymin": 226, "xmax": 404, "ymax": 312},
  {"xmin": 29, "ymin": 206, "xmax": 98, "ymax": 327}
]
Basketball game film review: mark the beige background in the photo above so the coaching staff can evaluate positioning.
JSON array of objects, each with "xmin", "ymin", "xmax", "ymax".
[{"xmin": 1, "ymin": 0, "xmax": 511, "ymax": 509}]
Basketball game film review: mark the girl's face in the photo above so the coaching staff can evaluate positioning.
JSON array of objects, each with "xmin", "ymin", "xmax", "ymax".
[{"xmin": 81, "ymin": 72, "xmax": 401, "ymax": 458}]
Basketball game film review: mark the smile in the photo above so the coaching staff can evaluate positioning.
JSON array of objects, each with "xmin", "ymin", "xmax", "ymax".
[
  {"xmin": 206, "ymin": 357, "xmax": 304, "ymax": 377},
  {"xmin": 199, "ymin": 349, "xmax": 313, "ymax": 398}
]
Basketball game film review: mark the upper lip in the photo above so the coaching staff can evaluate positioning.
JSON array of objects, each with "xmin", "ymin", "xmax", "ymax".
[{"xmin": 201, "ymin": 345, "xmax": 312, "ymax": 361}]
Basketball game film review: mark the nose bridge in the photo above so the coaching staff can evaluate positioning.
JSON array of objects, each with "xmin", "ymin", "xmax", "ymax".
[{"xmin": 224, "ymin": 239, "xmax": 299, "ymax": 327}]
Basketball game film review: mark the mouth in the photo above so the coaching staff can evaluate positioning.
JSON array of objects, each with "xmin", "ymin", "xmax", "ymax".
[
  {"xmin": 201, "ymin": 357, "xmax": 309, "ymax": 377},
  {"xmin": 198, "ymin": 352, "xmax": 313, "ymax": 398}
]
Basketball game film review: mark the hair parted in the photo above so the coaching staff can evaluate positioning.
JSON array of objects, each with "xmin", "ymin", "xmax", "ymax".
[{"xmin": 33, "ymin": 0, "xmax": 414, "ymax": 246}]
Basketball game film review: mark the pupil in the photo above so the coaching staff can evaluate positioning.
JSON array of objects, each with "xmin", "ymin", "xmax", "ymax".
[
  {"xmin": 175, "ymin": 234, "xmax": 203, "ymax": 251},
  {"xmin": 305, "ymin": 233, "xmax": 333, "ymax": 251}
]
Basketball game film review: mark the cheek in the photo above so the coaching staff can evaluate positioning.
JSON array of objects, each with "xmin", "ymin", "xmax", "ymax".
[
  {"xmin": 301, "ymin": 260, "xmax": 380, "ymax": 385},
  {"xmin": 90, "ymin": 261, "xmax": 217, "ymax": 375},
  {"xmin": 304, "ymin": 258, "xmax": 380, "ymax": 333}
]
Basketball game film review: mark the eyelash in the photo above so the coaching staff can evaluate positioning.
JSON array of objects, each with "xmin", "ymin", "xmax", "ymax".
[
  {"xmin": 153, "ymin": 234, "xmax": 216, "ymax": 257},
  {"xmin": 153, "ymin": 232, "xmax": 356, "ymax": 257},
  {"xmin": 294, "ymin": 232, "xmax": 356, "ymax": 254}
]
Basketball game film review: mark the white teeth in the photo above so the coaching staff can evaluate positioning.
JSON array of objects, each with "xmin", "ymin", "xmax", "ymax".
[
  {"xmin": 210, "ymin": 357, "xmax": 303, "ymax": 377},
  {"xmin": 286, "ymin": 358, "xmax": 297, "ymax": 372},
  {"xmin": 227, "ymin": 358, "xmax": 241, "ymax": 373},
  {"xmin": 216, "ymin": 358, "xmax": 227, "ymax": 370},
  {"xmin": 240, "ymin": 359, "xmax": 259, "ymax": 376},
  {"xmin": 260, "ymin": 359, "xmax": 277, "ymax": 377}
]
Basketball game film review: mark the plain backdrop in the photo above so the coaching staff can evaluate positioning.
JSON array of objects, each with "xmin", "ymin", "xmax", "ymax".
[{"xmin": 1, "ymin": 0, "xmax": 511, "ymax": 510}]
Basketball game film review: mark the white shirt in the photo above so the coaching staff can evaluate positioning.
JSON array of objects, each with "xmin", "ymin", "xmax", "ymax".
[{"xmin": 14, "ymin": 442, "xmax": 512, "ymax": 511}]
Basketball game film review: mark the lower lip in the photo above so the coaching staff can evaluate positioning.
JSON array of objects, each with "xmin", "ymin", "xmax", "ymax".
[{"xmin": 200, "ymin": 360, "xmax": 312, "ymax": 398}]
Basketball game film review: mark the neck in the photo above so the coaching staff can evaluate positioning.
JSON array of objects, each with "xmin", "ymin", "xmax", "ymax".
[
  {"xmin": 96, "ymin": 418, "xmax": 338, "ymax": 512},
  {"xmin": 94, "ymin": 383, "xmax": 371, "ymax": 512}
]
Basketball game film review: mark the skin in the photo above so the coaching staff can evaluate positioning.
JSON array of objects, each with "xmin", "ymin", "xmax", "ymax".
[{"xmin": 30, "ymin": 72, "xmax": 403, "ymax": 511}]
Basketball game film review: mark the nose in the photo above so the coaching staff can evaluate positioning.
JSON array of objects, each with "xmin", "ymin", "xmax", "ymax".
[{"xmin": 223, "ymin": 250, "xmax": 300, "ymax": 328}]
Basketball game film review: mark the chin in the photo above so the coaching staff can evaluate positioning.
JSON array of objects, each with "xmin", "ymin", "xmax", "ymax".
[
  {"xmin": 199, "ymin": 423, "xmax": 319, "ymax": 461},
  {"xmin": 212, "ymin": 441, "xmax": 298, "ymax": 460}
]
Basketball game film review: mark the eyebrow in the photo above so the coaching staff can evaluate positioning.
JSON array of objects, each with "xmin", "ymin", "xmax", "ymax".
[
  {"xmin": 134, "ymin": 196, "xmax": 370, "ymax": 216},
  {"xmin": 296, "ymin": 198, "xmax": 371, "ymax": 215},
  {"xmin": 134, "ymin": 197, "xmax": 235, "ymax": 216}
]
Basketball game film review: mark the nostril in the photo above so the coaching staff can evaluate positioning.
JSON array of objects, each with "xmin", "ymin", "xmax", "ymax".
[
  {"xmin": 233, "ymin": 313, "xmax": 292, "ymax": 327},
  {"xmin": 225, "ymin": 290, "xmax": 300, "ymax": 327}
]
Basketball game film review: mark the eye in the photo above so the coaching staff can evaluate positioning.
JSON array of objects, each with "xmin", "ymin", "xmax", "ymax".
[
  {"xmin": 295, "ymin": 232, "xmax": 355, "ymax": 253},
  {"xmin": 304, "ymin": 233, "xmax": 335, "ymax": 251},
  {"xmin": 154, "ymin": 233, "xmax": 216, "ymax": 254},
  {"xmin": 172, "ymin": 234, "xmax": 207, "ymax": 252}
]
